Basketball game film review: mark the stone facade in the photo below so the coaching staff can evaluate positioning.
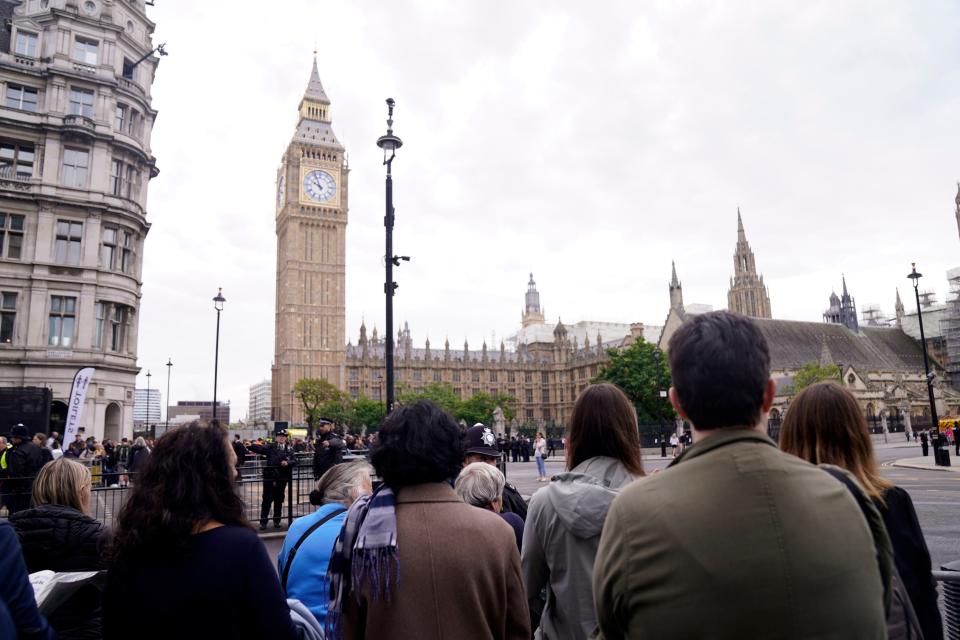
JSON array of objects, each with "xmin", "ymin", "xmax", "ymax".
[
  {"xmin": 0, "ymin": 0, "xmax": 160, "ymax": 440},
  {"xmin": 343, "ymin": 278, "xmax": 662, "ymax": 430},
  {"xmin": 271, "ymin": 59, "xmax": 348, "ymax": 424},
  {"xmin": 662, "ymin": 266, "xmax": 960, "ymax": 429},
  {"xmin": 727, "ymin": 210, "xmax": 772, "ymax": 318}
]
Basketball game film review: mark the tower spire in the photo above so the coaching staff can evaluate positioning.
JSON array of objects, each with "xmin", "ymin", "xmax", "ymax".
[
  {"xmin": 669, "ymin": 261, "xmax": 684, "ymax": 313},
  {"xmin": 305, "ymin": 56, "xmax": 330, "ymax": 104},
  {"xmin": 727, "ymin": 209, "xmax": 772, "ymax": 318}
]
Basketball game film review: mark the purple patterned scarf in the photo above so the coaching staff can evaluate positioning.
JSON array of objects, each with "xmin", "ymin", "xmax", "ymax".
[{"xmin": 325, "ymin": 485, "xmax": 399, "ymax": 638}]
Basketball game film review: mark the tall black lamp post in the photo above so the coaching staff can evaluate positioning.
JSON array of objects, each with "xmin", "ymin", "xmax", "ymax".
[
  {"xmin": 377, "ymin": 99, "xmax": 405, "ymax": 414},
  {"xmin": 212, "ymin": 288, "xmax": 225, "ymax": 425},
  {"xmin": 145, "ymin": 369, "xmax": 151, "ymax": 435},
  {"xmin": 165, "ymin": 358, "xmax": 172, "ymax": 433},
  {"xmin": 908, "ymin": 263, "xmax": 944, "ymax": 465}
]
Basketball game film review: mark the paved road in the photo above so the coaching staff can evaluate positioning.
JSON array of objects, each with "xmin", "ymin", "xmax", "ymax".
[{"xmin": 265, "ymin": 442, "xmax": 960, "ymax": 573}]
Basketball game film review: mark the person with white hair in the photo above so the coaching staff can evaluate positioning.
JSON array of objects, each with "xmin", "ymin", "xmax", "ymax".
[
  {"xmin": 277, "ymin": 460, "xmax": 373, "ymax": 625},
  {"xmin": 456, "ymin": 461, "xmax": 523, "ymax": 551}
]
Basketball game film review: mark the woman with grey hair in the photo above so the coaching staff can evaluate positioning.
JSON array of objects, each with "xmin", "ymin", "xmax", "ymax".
[
  {"xmin": 277, "ymin": 461, "xmax": 373, "ymax": 624},
  {"xmin": 456, "ymin": 462, "xmax": 524, "ymax": 551}
]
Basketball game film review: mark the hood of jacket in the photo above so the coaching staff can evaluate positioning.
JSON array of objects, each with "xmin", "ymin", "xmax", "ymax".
[
  {"xmin": 9, "ymin": 504, "xmax": 107, "ymax": 572},
  {"xmin": 544, "ymin": 456, "xmax": 637, "ymax": 538}
]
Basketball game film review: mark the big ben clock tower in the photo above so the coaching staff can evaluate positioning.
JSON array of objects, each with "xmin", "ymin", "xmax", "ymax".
[{"xmin": 272, "ymin": 58, "xmax": 348, "ymax": 423}]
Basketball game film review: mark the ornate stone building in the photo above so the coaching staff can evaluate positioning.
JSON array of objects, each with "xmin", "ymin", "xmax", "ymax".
[
  {"xmin": 0, "ymin": 0, "xmax": 161, "ymax": 439},
  {"xmin": 271, "ymin": 59, "xmax": 348, "ymax": 424},
  {"xmin": 727, "ymin": 210, "xmax": 772, "ymax": 318},
  {"xmin": 662, "ymin": 263, "xmax": 960, "ymax": 432},
  {"xmin": 823, "ymin": 275, "xmax": 858, "ymax": 332},
  {"xmin": 343, "ymin": 277, "xmax": 661, "ymax": 430}
]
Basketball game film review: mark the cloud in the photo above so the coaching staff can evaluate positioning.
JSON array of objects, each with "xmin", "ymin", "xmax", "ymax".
[{"xmin": 136, "ymin": 0, "xmax": 960, "ymax": 419}]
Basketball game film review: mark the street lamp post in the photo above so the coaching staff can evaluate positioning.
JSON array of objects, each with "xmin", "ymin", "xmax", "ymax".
[
  {"xmin": 212, "ymin": 288, "xmax": 225, "ymax": 426},
  {"xmin": 145, "ymin": 370, "xmax": 151, "ymax": 436},
  {"xmin": 165, "ymin": 358, "xmax": 172, "ymax": 433},
  {"xmin": 377, "ymin": 98, "xmax": 405, "ymax": 414},
  {"xmin": 908, "ymin": 263, "xmax": 943, "ymax": 465}
]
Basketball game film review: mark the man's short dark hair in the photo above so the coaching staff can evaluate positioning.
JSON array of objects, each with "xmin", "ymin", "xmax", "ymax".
[
  {"xmin": 668, "ymin": 311, "xmax": 770, "ymax": 430},
  {"xmin": 371, "ymin": 400, "xmax": 463, "ymax": 489}
]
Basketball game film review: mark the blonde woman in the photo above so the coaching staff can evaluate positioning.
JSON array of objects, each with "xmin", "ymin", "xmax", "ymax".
[{"xmin": 9, "ymin": 457, "xmax": 108, "ymax": 640}]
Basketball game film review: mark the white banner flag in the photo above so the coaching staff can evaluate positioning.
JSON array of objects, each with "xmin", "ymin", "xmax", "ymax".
[{"xmin": 63, "ymin": 367, "xmax": 95, "ymax": 443}]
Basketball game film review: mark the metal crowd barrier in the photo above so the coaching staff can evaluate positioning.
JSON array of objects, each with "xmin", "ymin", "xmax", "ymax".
[{"xmin": 937, "ymin": 564, "xmax": 960, "ymax": 639}]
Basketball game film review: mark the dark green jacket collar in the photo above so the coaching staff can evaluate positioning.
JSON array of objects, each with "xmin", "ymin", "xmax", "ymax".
[{"xmin": 668, "ymin": 428, "xmax": 776, "ymax": 468}]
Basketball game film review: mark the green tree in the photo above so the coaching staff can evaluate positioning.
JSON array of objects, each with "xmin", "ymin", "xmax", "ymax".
[
  {"xmin": 397, "ymin": 381, "xmax": 462, "ymax": 416},
  {"xmin": 458, "ymin": 392, "xmax": 499, "ymax": 426},
  {"xmin": 593, "ymin": 338, "xmax": 674, "ymax": 424},
  {"xmin": 351, "ymin": 395, "xmax": 386, "ymax": 432},
  {"xmin": 790, "ymin": 362, "xmax": 841, "ymax": 393},
  {"xmin": 491, "ymin": 393, "xmax": 518, "ymax": 423},
  {"xmin": 293, "ymin": 378, "xmax": 344, "ymax": 433}
]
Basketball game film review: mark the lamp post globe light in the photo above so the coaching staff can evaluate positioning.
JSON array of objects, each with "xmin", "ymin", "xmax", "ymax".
[
  {"xmin": 377, "ymin": 98, "xmax": 405, "ymax": 414},
  {"xmin": 907, "ymin": 263, "xmax": 944, "ymax": 465},
  {"xmin": 165, "ymin": 358, "xmax": 173, "ymax": 433},
  {"xmin": 212, "ymin": 288, "xmax": 226, "ymax": 426}
]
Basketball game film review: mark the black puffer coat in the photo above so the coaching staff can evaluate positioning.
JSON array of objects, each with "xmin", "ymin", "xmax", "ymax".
[{"xmin": 9, "ymin": 504, "xmax": 108, "ymax": 640}]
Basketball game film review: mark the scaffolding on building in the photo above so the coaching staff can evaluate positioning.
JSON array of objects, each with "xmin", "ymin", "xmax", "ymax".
[{"xmin": 945, "ymin": 268, "xmax": 960, "ymax": 386}]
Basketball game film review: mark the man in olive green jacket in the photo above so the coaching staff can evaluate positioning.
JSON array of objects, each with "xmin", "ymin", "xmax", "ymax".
[{"xmin": 593, "ymin": 311, "xmax": 888, "ymax": 639}]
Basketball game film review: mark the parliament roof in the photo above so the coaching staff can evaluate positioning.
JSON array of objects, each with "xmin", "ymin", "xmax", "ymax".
[{"xmin": 754, "ymin": 318, "xmax": 930, "ymax": 373}]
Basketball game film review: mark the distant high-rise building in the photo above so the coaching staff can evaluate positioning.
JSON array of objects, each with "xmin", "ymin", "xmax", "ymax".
[
  {"xmin": 823, "ymin": 276, "xmax": 859, "ymax": 332},
  {"xmin": 727, "ymin": 210, "xmax": 772, "ymax": 318},
  {"xmin": 133, "ymin": 388, "xmax": 161, "ymax": 426},
  {"xmin": 168, "ymin": 401, "xmax": 230, "ymax": 424},
  {"xmin": 248, "ymin": 379, "xmax": 271, "ymax": 424},
  {"xmin": 0, "ymin": 0, "xmax": 162, "ymax": 441}
]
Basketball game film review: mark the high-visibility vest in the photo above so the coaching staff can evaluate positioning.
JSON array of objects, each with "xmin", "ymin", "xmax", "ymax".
[{"xmin": 0, "ymin": 445, "xmax": 9, "ymax": 470}]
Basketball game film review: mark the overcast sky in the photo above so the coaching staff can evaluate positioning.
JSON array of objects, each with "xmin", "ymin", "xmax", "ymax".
[{"xmin": 136, "ymin": 1, "xmax": 960, "ymax": 420}]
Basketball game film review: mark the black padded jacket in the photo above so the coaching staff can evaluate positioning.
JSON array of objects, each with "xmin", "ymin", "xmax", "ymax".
[{"xmin": 9, "ymin": 504, "xmax": 108, "ymax": 640}]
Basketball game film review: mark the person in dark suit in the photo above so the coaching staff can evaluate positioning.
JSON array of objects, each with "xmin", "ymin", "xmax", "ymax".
[
  {"xmin": 6, "ymin": 424, "xmax": 46, "ymax": 514},
  {"xmin": 231, "ymin": 435, "xmax": 247, "ymax": 480},
  {"xmin": 312, "ymin": 418, "xmax": 345, "ymax": 480},
  {"xmin": 250, "ymin": 431, "xmax": 297, "ymax": 530}
]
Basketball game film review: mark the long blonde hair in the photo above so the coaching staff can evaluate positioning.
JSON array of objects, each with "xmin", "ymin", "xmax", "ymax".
[
  {"xmin": 32, "ymin": 457, "xmax": 91, "ymax": 512},
  {"xmin": 779, "ymin": 382, "xmax": 892, "ymax": 502}
]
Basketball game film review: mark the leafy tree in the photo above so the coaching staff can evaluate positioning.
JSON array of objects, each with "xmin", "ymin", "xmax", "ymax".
[
  {"xmin": 351, "ymin": 395, "xmax": 386, "ymax": 432},
  {"xmin": 318, "ymin": 396, "xmax": 352, "ymax": 428},
  {"xmin": 293, "ymin": 378, "xmax": 344, "ymax": 433},
  {"xmin": 789, "ymin": 362, "xmax": 841, "ymax": 393},
  {"xmin": 397, "ymin": 382, "xmax": 462, "ymax": 416},
  {"xmin": 593, "ymin": 338, "xmax": 674, "ymax": 424}
]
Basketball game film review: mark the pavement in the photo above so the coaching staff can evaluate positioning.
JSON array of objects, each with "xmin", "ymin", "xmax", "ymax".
[{"xmin": 892, "ymin": 455, "xmax": 960, "ymax": 473}]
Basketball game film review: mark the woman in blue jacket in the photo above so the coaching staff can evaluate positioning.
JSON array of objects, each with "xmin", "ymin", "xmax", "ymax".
[{"xmin": 278, "ymin": 460, "xmax": 373, "ymax": 623}]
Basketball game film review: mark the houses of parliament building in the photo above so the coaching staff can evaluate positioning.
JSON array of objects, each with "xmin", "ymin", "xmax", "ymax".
[{"xmin": 272, "ymin": 59, "xmax": 959, "ymax": 430}]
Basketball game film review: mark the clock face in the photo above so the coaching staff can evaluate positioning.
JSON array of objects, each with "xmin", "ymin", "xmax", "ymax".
[
  {"xmin": 303, "ymin": 169, "xmax": 336, "ymax": 203},
  {"xmin": 277, "ymin": 175, "xmax": 286, "ymax": 209}
]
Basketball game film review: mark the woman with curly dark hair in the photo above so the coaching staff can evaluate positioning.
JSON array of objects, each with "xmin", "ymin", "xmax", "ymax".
[
  {"xmin": 102, "ymin": 422, "xmax": 296, "ymax": 639},
  {"xmin": 327, "ymin": 400, "xmax": 529, "ymax": 640}
]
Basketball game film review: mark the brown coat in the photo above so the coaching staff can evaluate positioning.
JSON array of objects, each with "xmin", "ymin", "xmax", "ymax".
[{"xmin": 344, "ymin": 482, "xmax": 530, "ymax": 640}]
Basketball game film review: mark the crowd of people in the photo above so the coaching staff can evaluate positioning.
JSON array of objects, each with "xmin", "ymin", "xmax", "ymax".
[
  {"xmin": 0, "ymin": 310, "xmax": 948, "ymax": 639},
  {"xmin": 0, "ymin": 430, "xmax": 152, "ymax": 515}
]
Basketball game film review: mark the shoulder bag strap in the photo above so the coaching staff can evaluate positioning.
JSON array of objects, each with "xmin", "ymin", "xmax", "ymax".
[{"xmin": 281, "ymin": 507, "xmax": 347, "ymax": 591}]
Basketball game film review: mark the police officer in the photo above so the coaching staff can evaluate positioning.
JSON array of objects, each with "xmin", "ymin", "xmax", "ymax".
[
  {"xmin": 6, "ymin": 424, "xmax": 45, "ymax": 514},
  {"xmin": 312, "ymin": 417, "xmax": 345, "ymax": 480},
  {"xmin": 250, "ymin": 430, "xmax": 297, "ymax": 530},
  {"xmin": 462, "ymin": 424, "xmax": 527, "ymax": 521}
]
